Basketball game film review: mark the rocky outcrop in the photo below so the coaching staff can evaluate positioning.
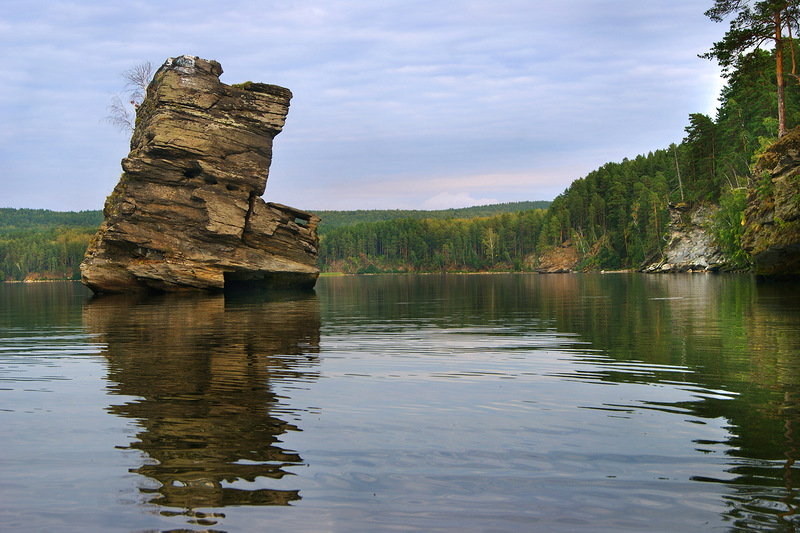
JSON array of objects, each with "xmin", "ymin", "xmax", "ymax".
[
  {"xmin": 535, "ymin": 240, "xmax": 579, "ymax": 273},
  {"xmin": 742, "ymin": 126, "xmax": 800, "ymax": 277},
  {"xmin": 81, "ymin": 55, "xmax": 319, "ymax": 293},
  {"xmin": 640, "ymin": 203, "xmax": 728, "ymax": 273}
]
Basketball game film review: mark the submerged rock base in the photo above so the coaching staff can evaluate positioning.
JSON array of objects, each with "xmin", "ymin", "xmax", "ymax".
[{"xmin": 81, "ymin": 55, "xmax": 320, "ymax": 294}]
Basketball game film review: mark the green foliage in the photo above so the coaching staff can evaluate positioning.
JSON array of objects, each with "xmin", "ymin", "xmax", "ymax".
[
  {"xmin": 711, "ymin": 188, "xmax": 750, "ymax": 268},
  {"xmin": 315, "ymin": 201, "xmax": 550, "ymax": 236},
  {"xmin": 318, "ymin": 209, "xmax": 547, "ymax": 273},
  {"xmin": 0, "ymin": 209, "xmax": 103, "ymax": 281},
  {"xmin": 756, "ymin": 170, "xmax": 775, "ymax": 200},
  {"xmin": 528, "ymin": 41, "xmax": 800, "ymax": 270},
  {"xmin": 529, "ymin": 152, "xmax": 673, "ymax": 269},
  {"xmin": 753, "ymin": 117, "xmax": 780, "ymax": 164},
  {"xmin": 702, "ymin": 0, "xmax": 800, "ymax": 137},
  {"xmin": 0, "ymin": 208, "xmax": 103, "ymax": 230},
  {"xmin": 702, "ymin": 1, "xmax": 800, "ymax": 73}
]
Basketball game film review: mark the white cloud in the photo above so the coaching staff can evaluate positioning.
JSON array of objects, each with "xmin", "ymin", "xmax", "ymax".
[{"xmin": 422, "ymin": 192, "xmax": 499, "ymax": 210}]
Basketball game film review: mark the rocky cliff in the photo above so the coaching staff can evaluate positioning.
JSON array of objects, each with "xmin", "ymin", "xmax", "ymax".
[
  {"xmin": 742, "ymin": 126, "xmax": 800, "ymax": 277},
  {"xmin": 640, "ymin": 203, "xmax": 729, "ymax": 273},
  {"xmin": 534, "ymin": 241, "xmax": 579, "ymax": 273},
  {"xmin": 81, "ymin": 55, "xmax": 319, "ymax": 293}
]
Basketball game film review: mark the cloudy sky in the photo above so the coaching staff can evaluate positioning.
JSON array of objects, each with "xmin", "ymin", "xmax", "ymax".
[{"xmin": 1, "ymin": 0, "xmax": 727, "ymax": 212}]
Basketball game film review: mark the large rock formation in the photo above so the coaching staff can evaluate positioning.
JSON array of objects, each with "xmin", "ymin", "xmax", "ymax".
[
  {"xmin": 81, "ymin": 55, "xmax": 319, "ymax": 293},
  {"xmin": 742, "ymin": 126, "xmax": 800, "ymax": 277},
  {"xmin": 640, "ymin": 203, "xmax": 729, "ymax": 273}
]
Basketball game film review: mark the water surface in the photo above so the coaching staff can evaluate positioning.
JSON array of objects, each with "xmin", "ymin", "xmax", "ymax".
[{"xmin": 0, "ymin": 274, "xmax": 798, "ymax": 532}]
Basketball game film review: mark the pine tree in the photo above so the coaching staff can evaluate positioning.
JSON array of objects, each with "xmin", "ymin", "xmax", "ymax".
[{"xmin": 703, "ymin": 0, "xmax": 800, "ymax": 137}]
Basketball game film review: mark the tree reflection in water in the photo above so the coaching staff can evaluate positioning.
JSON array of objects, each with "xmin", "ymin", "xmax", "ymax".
[
  {"xmin": 531, "ymin": 274, "xmax": 800, "ymax": 530},
  {"xmin": 83, "ymin": 290, "xmax": 320, "ymax": 525}
]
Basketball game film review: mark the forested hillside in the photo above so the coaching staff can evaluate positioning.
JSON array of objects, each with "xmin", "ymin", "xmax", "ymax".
[
  {"xmin": 319, "ymin": 209, "xmax": 548, "ymax": 273},
  {"xmin": 540, "ymin": 46, "xmax": 799, "ymax": 270},
  {"xmin": 0, "ymin": 209, "xmax": 103, "ymax": 281},
  {"xmin": 320, "ymin": 43, "xmax": 800, "ymax": 273},
  {"xmin": 315, "ymin": 201, "xmax": 550, "ymax": 235}
]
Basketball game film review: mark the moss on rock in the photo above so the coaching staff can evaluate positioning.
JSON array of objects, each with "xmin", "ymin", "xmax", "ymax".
[{"xmin": 742, "ymin": 126, "xmax": 800, "ymax": 276}]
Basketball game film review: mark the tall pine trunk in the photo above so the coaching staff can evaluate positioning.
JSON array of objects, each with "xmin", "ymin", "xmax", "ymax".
[{"xmin": 776, "ymin": 10, "xmax": 788, "ymax": 138}]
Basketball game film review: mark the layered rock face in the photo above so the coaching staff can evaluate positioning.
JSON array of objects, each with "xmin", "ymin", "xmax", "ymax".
[
  {"xmin": 81, "ymin": 55, "xmax": 319, "ymax": 293},
  {"xmin": 640, "ymin": 203, "xmax": 728, "ymax": 273},
  {"xmin": 742, "ymin": 126, "xmax": 800, "ymax": 277}
]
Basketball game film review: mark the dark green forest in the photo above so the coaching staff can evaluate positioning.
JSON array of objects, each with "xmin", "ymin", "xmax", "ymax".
[
  {"xmin": 0, "ymin": 209, "xmax": 103, "ymax": 281},
  {"xmin": 315, "ymin": 201, "xmax": 551, "ymax": 235}
]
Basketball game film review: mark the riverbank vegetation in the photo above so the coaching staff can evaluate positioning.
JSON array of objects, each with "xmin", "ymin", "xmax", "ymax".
[
  {"xmin": 319, "ymin": 41, "xmax": 800, "ymax": 273},
  {"xmin": 0, "ymin": 209, "xmax": 103, "ymax": 281}
]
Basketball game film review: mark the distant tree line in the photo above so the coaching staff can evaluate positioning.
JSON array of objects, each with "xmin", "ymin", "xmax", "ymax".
[
  {"xmin": 0, "ymin": 209, "xmax": 102, "ymax": 281},
  {"xmin": 315, "ymin": 201, "xmax": 551, "ymax": 235},
  {"xmin": 319, "ymin": 209, "xmax": 548, "ymax": 273}
]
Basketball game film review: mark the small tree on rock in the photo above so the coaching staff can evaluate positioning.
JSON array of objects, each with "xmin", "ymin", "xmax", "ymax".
[{"xmin": 105, "ymin": 61, "xmax": 154, "ymax": 133}]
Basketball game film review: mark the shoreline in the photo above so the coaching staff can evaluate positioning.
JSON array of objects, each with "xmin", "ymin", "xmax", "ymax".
[
  {"xmin": 3, "ymin": 278, "xmax": 79, "ymax": 284},
  {"xmin": 3, "ymin": 269, "xmax": 764, "ymax": 285}
]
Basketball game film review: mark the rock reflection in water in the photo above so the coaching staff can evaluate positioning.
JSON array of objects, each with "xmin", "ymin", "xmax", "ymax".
[{"xmin": 83, "ymin": 290, "xmax": 320, "ymax": 519}]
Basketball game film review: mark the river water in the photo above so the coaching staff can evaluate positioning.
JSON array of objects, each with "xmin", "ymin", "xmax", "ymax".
[{"xmin": 0, "ymin": 273, "xmax": 798, "ymax": 532}]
